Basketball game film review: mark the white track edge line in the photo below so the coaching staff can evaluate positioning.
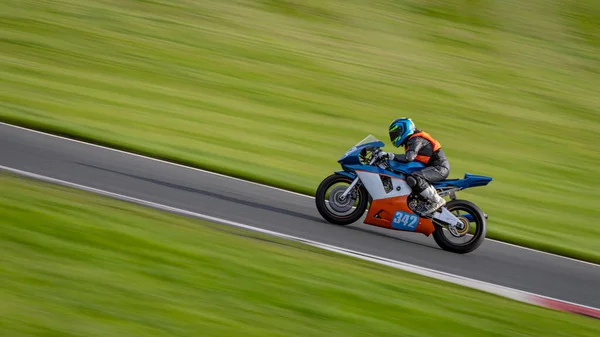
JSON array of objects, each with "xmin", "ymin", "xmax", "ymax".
[
  {"xmin": 2, "ymin": 164, "xmax": 599, "ymax": 318},
  {"xmin": 0, "ymin": 122, "xmax": 311, "ymax": 199},
  {"xmin": 1, "ymin": 121, "xmax": 598, "ymax": 268}
]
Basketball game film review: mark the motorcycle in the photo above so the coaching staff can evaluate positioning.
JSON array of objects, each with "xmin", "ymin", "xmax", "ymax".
[{"xmin": 315, "ymin": 135, "xmax": 493, "ymax": 254}]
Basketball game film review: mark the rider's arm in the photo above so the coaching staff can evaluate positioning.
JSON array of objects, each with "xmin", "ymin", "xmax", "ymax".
[{"xmin": 392, "ymin": 138, "xmax": 425, "ymax": 163}]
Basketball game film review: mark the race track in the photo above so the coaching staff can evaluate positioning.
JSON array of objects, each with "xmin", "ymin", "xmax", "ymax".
[{"xmin": 1, "ymin": 122, "xmax": 599, "ymax": 309}]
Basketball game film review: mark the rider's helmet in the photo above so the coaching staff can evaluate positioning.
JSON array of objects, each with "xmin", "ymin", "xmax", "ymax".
[{"xmin": 388, "ymin": 118, "xmax": 416, "ymax": 147}]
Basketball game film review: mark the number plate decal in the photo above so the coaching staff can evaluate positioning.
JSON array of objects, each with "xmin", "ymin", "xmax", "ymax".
[{"xmin": 391, "ymin": 211, "xmax": 419, "ymax": 231}]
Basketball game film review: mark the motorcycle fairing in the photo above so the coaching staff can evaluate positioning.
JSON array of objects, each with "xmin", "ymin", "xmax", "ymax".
[{"xmin": 355, "ymin": 170, "xmax": 436, "ymax": 236}]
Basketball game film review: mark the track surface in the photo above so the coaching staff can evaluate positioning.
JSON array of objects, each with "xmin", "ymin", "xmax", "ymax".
[{"xmin": 1, "ymin": 123, "xmax": 599, "ymax": 308}]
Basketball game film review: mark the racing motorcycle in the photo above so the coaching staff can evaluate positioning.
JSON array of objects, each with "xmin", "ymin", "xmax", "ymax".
[{"xmin": 315, "ymin": 135, "xmax": 492, "ymax": 254}]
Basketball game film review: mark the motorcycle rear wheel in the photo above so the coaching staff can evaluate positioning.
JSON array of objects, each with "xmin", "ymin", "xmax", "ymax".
[{"xmin": 432, "ymin": 199, "xmax": 487, "ymax": 254}]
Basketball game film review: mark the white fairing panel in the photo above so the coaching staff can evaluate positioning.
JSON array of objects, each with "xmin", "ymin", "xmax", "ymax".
[{"xmin": 356, "ymin": 171, "xmax": 412, "ymax": 200}]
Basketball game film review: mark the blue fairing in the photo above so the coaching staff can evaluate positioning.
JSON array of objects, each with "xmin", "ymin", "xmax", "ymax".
[
  {"xmin": 335, "ymin": 137, "xmax": 493, "ymax": 192},
  {"xmin": 337, "ymin": 140, "xmax": 423, "ymax": 180},
  {"xmin": 338, "ymin": 139, "xmax": 391, "ymax": 176},
  {"xmin": 336, "ymin": 170, "xmax": 494, "ymax": 191},
  {"xmin": 338, "ymin": 140, "xmax": 385, "ymax": 166},
  {"xmin": 432, "ymin": 173, "xmax": 493, "ymax": 189},
  {"xmin": 335, "ymin": 170, "xmax": 356, "ymax": 180},
  {"xmin": 341, "ymin": 165, "xmax": 405, "ymax": 180},
  {"xmin": 387, "ymin": 160, "xmax": 426, "ymax": 174}
]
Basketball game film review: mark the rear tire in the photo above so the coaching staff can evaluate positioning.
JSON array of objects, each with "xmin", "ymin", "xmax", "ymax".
[
  {"xmin": 315, "ymin": 174, "xmax": 369, "ymax": 226},
  {"xmin": 432, "ymin": 199, "xmax": 487, "ymax": 254}
]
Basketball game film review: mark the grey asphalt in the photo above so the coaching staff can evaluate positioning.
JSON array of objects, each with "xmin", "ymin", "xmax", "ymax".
[{"xmin": 1, "ymin": 123, "xmax": 599, "ymax": 308}]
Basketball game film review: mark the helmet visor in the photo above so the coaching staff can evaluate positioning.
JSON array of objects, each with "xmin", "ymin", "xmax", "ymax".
[{"xmin": 389, "ymin": 127, "xmax": 403, "ymax": 143}]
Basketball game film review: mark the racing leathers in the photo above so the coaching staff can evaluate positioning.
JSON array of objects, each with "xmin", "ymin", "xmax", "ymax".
[{"xmin": 390, "ymin": 130, "xmax": 449, "ymax": 213}]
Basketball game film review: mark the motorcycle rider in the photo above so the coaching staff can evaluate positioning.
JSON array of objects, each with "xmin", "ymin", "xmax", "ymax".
[{"xmin": 375, "ymin": 118, "xmax": 449, "ymax": 214}]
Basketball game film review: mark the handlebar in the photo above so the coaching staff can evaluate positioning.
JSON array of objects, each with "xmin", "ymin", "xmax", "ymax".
[{"xmin": 368, "ymin": 149, "xmax": 388, "ymax": 168}]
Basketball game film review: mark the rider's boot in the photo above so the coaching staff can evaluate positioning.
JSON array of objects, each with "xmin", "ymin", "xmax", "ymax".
[{"xmin": 420, "ymin": 185, "xmax": 446, "ymax": 214}]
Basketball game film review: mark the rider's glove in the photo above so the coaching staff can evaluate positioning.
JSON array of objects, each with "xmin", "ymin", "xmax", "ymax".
[{"xmin": 375, "ymin": 150, "xmax": 395, "ymax": 161}]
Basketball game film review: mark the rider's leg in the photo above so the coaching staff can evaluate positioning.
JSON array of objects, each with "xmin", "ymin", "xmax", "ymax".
[{"xmin": 406, "ymin": 166, "xmax": 449, "ymax": 214}]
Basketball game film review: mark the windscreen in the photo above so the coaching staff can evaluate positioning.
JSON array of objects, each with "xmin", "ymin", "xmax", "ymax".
[{"xmin": 354, "ymin": 134, "xmax": 380, "ymax": 146}]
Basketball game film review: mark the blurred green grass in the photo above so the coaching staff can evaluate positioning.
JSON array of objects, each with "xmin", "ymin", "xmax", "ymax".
[
  {"xmin": 2, "ymin": 174, "xmax": 600, "ymax": 336},
  {"xmin": 1, "ymin": 0, "xmax": 599, "ymax": 262}
]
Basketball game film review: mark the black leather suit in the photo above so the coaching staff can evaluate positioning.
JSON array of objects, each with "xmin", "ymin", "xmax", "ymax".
[{"xmin": 392, "ymin": 135, "xmax": 450, "ymax": 194}]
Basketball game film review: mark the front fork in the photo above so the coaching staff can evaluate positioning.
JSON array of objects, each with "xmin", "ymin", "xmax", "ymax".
[
  {"xmin": 340, "ymin": 156, "xmax": 380, "ymax": 200},
  {"xmin": 339, "ymin": 177, "xmax": 360, "ymax": 201}
]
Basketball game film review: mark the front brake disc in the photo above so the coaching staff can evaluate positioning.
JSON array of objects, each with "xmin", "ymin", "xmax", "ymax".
[{"xmin": 328, "ymin": 186, "xmax": 355, "ymax": 213}]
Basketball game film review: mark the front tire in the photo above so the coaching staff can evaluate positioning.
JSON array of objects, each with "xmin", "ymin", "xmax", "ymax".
[
  {"xmin": 432, "ymin": 199, "xmax": 487, "ymax": 254},
  {"xmin": 315, "ymin": 174, "xmax": 369, "ymax": 226}
]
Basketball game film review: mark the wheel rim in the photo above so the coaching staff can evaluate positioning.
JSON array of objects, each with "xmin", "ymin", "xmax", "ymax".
[
  {"xmin": 328, "ymin": 186, "xmax": 356, "ymax": 213},
  {"xmin": 322, "ymin": 181, "xmax": 362, "ymax": 218},
  {"xmin": 454, "ymin": 216, "xmax": 470, "ymax": 236},
  {"xmin": 437, "ymin": 205, "xmax": 482, "ymax": 246}
]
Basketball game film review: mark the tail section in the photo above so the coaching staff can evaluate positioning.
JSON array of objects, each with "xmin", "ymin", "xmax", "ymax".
[{"xmin": 433, "ymin": 173, "xmax": 493, "ymax": 190}]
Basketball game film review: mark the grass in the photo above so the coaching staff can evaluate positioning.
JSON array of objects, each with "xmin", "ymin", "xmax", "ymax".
[
  {"xmin": 1, "ymin": 0, "xmax": 600, "ymax": 263},
  {"xmin": 1, "ymin": 173, "xmax": 600, "ymax": 336}
]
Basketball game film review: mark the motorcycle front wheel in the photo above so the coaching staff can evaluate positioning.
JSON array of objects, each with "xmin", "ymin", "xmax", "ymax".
[{"xmin": 315, "ymin": 174, "xmax": 369, "ymax": 226}]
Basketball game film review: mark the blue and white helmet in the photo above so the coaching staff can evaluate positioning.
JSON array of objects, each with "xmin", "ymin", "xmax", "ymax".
[{"xmin": 388, "ymin": 118, "xmax": 416, "ymax": 147}]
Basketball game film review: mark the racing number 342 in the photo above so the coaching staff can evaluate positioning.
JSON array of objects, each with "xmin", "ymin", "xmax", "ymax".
[{"xmin": 392, "ymin": 211, "xmax": 419, "ymax": 231}]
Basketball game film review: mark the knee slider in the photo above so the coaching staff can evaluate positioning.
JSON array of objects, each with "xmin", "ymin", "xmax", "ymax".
[
  {"xmin": 407, "ymin": 174, "xmax": 427, "ymax": 194},
  {"xmin": 406, "ymin": 175, "xmax": 418, "ymax": 189}
]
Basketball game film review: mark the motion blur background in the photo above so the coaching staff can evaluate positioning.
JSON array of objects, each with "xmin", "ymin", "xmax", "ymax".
[
  {"xmin": 3, "ymin": 0, "xmax": 599, "ymax": 261},
  {"xmin": 1, "ymin": 1, "xmax": 600, "ymax": 335}
]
